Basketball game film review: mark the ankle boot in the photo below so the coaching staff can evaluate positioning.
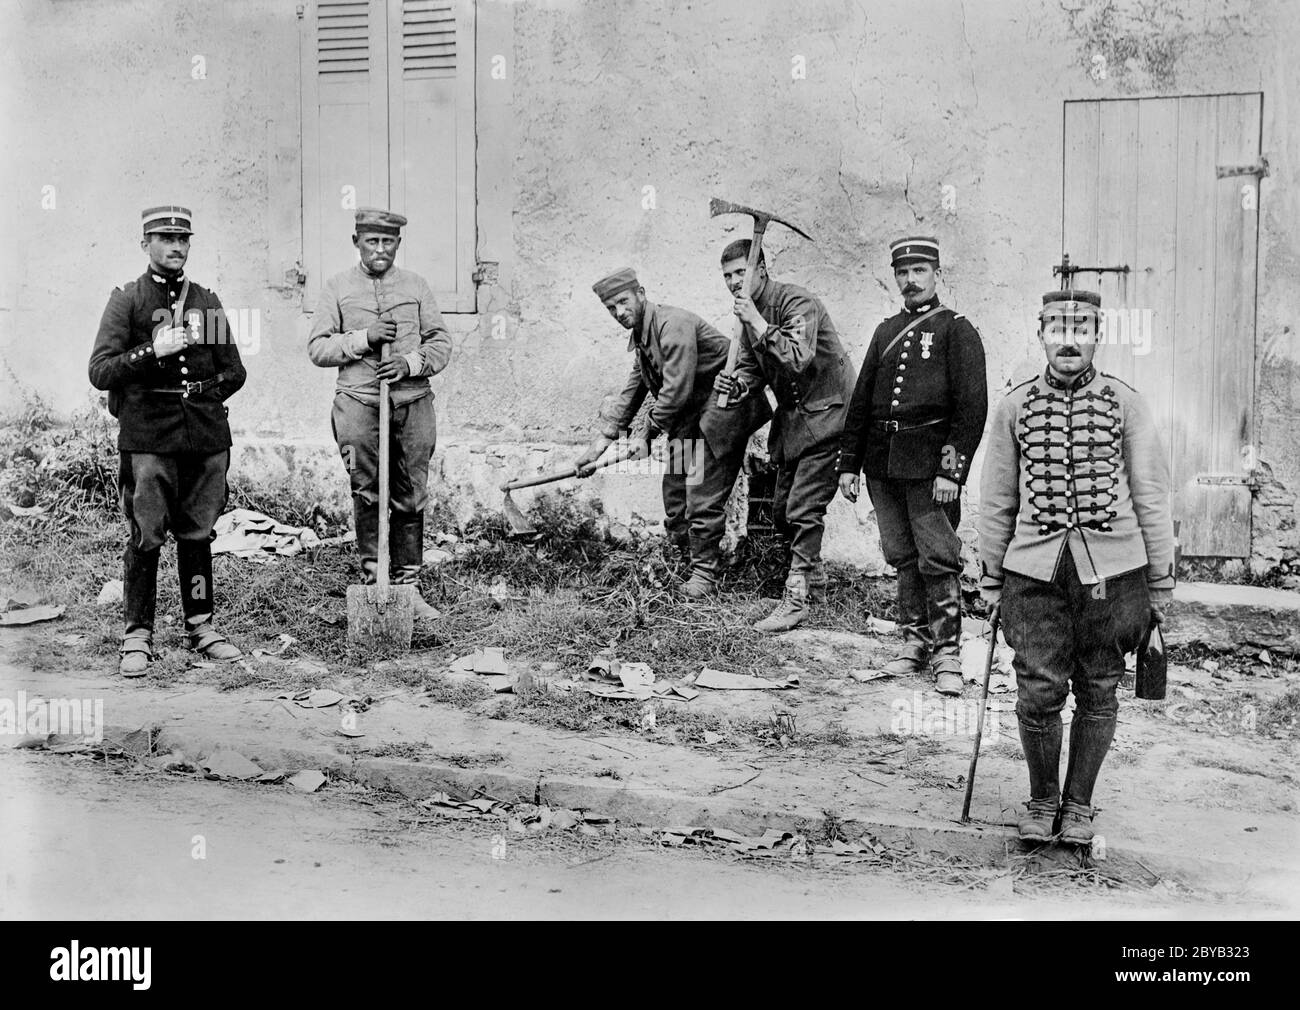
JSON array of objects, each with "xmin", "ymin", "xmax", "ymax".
[
  {"xmin": 681, "ymin": 564, "xmax": 719, "ymax": 599},
  {"xmin": 120, "ymin": 545, "xmax": 159, "ymax": 676},
  {"xmin": 1017, "ymin": 713, "xmax": 1062, "ymax": 841},
  {"xmin": 927, "ymin": 571, "xmax": 963, "ymax": 695},
  {"xmin": 178, "ymin": 539, "xmax": 241, "ymax": 661},
  {"xmin": 883, "ymin": 563, "xmax": 931, "ymax": 676},
  {"xmin": 353, "ymin": 498, "xmax": 380, "ymax": 584},
  {"xmin": 754, "ymin": 571, "xmax": 808, "ymax": 633}
]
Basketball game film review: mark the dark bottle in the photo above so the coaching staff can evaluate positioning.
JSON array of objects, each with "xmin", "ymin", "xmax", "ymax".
[{"xmin": 1135, "ymin": 619, "xmax": 1167, "ymax": 700}]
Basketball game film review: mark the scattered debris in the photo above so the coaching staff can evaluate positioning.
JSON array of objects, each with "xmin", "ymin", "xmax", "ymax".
[
  {"xmin": 211, "ymin": 508, "xmax": 322, "ymax": 561},
  {"xmin": 54, "ymin": 633, "xmax": 86, "ymax": 647},
  {"xmin": 693, "ymin": 666, "xmax": 799, "ymax": 691},
  {"xmin": 252, "ymin": 634, "xmax": 297, "ymax": 659},
  {"xmin": 0, "ymin": 603, "xmax": 65, "ymax": 626},
  {"xmin": 867, "ymin": 617, "xmax": 897, "ymax": 636},
  {"xmin": 201, "ymin": 750, "xmax": 265, "ymax": 781},
  {"xmin": 423, "ymin": 547, "xmax": 453, "ymax": 566},
  {"xmin": 287, "ymin": 769, "xmax": 327, "ymax": 793},
  {"xmin": 850, "ymin": 668, "xmax": 894, "ymax": 683},
  {"xmin": 473, "ymin": 647, "xmax": 509, "ymax": 675},
  {"xmin": 96, "ymin": 580, "xmax": 124, "ymax": 606}
]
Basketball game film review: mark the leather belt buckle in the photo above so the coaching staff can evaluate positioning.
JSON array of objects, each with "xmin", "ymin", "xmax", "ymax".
[
  {"xmin": 884, "ymin": 420, "xmax": 900, "ymax": 433},
  {"xmin": 182, "ymin": 380, "xmax": 201, "ymax": 399}
]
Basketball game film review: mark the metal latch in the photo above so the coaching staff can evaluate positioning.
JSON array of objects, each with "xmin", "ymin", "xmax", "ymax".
[
  {"xmin": 1217, "ymin": 156, "xmax": 1269, "ymax": 179},
  {"xmin": 471, "ymin": 261, "xmax": 499, "ymax": 286},
  {"xmin": 1053, "ymin": 253, "xmax": 1130, "ymax": 282}
]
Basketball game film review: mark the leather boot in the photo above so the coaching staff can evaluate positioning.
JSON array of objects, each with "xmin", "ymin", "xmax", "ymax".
[
  {"xmin": 883, "ymin": 563, "xmax": 931, "ymax": 676},
  {"xmin": 680, "ymin": 563, "xmax": 719, "ymax": 600},
  {"xmin": 120, "ymin": 545, "xmax": 159, "ymax": 677},
  {"xmin": 1059, "ymin": 713, "xmax": 1116, "ymax": 845},
  {"xmin": 1016, "ymin": 713, "xmax": 1062, "ymax": 841},
  {"xmin": 754, "ymin": 571, "xmax": 808, "ymax": 633},
  {"xmin": 927, "ymin": 571, "xmax": 964, "ymax": 696},
  {"xmin": 391, "ymin": 511, "xmax": 440, "ymax": 621},
  {"xmin": 353, "ymin": 498, "xmax": 380, "ymax": 585},
  {"xmin": 806, "ymin": 561, "xmax": 828, "ymax": 604},
  {"xmin": 179, "ymin": 539, "xmax": 241, "ymax": 661}
]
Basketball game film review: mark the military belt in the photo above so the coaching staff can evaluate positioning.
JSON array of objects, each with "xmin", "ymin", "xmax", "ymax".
[
  {"xmin": 873, "ymin": 417, "xmax": 946, "ymax": 434},
  {"xmin": 146, "ymin": 371, "xmax": 230, "ymax": 398}
]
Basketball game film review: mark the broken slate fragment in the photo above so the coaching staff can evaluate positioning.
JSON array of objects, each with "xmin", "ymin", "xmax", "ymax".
[
  {"xmin": 0, "ymin": 604, "xmax": 65, "ymax": 626},
  {"xmin": 202, "ymin": 750, "xmax": 265, "ymax": 781},
  {"xmin": 96, "ymin": 580, "xmax": 124, "ymax": 606},
  {"xmin": 695, "ymin": 667, "xmax": 798, "ymax": 691},
  {"xmin": 287, "ymin": 769, "xmax": 326, "ymax": 793},
  {"xmin": 472, "ymin": 647, "xmax": 509, "ymax": 675}
]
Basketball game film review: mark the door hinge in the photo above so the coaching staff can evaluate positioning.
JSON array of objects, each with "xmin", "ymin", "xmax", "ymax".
[
  {"xmin": 1195, "ymin": 472, "xmax": 1262, "ymax": 492},
  {"xmin": 1217, "ymin": 156, "xmax": 1269, "ymax": 179}
]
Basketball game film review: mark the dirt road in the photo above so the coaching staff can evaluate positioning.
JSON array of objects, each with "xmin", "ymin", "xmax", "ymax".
[{"xmin": 1, "ymin": 747, "xmax": 1277, "ymax": 920}]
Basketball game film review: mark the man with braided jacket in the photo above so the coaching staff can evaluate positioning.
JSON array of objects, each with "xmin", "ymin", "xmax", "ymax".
[{"xmin": 978, "ymin": 288, "xmax": 1175, "ymax": 846}]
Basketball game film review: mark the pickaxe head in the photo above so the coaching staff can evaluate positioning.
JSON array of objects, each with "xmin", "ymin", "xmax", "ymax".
[{"xmin": 709, "ymin": 197, "xmax": 813, "ymax": 242}]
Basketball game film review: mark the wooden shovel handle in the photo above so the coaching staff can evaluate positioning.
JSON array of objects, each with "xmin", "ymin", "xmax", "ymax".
[{"xmin": 377, "ymin": 342, "xmax": 391, "ymax": 594}]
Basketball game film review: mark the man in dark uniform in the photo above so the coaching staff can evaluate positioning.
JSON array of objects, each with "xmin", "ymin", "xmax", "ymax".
[
  {"xmin": 89, "ymin": 205, "xmax": 247, "ymax": 676},
  {"xmin": 838, "ymin": 236, "xmax": 987, "ymax": 696},
  {"xmin": 713, "ymin": 240, "xmax": 857, "ymax": 632},
  {"xmin": 308, "ymin": 208, "xmax": 452, "ymax": 621},
  {"xmin": 979, "ymin": 289, "xmax": 1174, "ymax": 845},
  {"xmin": 575, "ymin": 268, "xmax": 770, "ymax": 597}
]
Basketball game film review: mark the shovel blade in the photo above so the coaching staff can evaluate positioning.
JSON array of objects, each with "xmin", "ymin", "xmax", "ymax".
[
  {"xmin": 502, "ymin": 491, "xmax": 537, "ymax": 538},
  {"xmin": 346, "ymin": 583, "xmax": 416, "ymax": 651}
]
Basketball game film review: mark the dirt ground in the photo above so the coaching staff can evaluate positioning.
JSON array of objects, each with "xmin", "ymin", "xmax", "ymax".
[{"xmin": 0, "ymin": 734, "xmax": 1280, "ymax": 921}]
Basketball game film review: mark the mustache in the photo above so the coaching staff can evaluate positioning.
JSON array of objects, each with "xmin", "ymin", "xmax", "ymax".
[{"xmin": 903, "ymin": 286, "xmax": 921, "ymax": 294}]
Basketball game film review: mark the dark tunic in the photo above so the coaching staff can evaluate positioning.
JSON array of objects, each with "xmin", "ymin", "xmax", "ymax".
[
  {"xmin": 88, "ymin": 271, "xmax": 246, "ymax": 453},
  {"xmin": 838, "ymin": 300, "xmax": 987, "ymax": 485}
]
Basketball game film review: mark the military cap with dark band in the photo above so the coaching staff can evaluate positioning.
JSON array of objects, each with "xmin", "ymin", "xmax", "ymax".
[
  {"xmin": 1039, "ymin": 289, "xmax": 1102, "ymax": 319},
  {"xmin": 142, "ymin": 205, "xmax": 193, "ymax": 236},
  {"xmin": 592, "ymin": 267, "xmax": 640, "ymax": 301},
  {"xmin": 890, "ymin": 235, "xmax": 940, "ymax": 267},
  {"xmin": 354, "ymin": 207, "xmax": 408, "ymax": 236}
]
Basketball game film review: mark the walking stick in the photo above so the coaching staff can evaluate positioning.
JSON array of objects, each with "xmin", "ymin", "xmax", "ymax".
[{"xmin": 961, "ymin": 611, "xmax": 1001, "ymax": 823}]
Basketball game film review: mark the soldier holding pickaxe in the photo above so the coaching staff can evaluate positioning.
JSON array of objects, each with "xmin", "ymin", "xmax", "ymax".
[{"xmin": 711, "ymin": 202, "xmax": 857, "ymax": 632}]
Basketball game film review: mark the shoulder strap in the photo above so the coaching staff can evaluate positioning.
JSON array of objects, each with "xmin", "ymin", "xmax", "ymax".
[{"xmin": 881, "ymin": 305, "xmax": 947, "ymax": 359}]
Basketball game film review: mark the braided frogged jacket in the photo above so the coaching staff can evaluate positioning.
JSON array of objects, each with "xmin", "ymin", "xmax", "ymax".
[{"xmin": 978, "ymin": 367, "xmax": 1176, "ymax": 604}]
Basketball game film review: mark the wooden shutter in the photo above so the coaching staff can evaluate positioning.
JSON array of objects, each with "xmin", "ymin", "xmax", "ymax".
[
  {"xmin": 1062, "ymin": 95, "xmax": 1262, "ymax": 557},
  {"xmin": 301, "ymin": 0, "xmax": 389, "ymax": 304},
  {"xmin": 387, "ymin": 0, "xmax": 477, "ymax": 311}
]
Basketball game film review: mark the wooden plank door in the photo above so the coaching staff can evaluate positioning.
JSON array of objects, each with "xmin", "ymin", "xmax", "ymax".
[{"xmin": 1062, "ymin": 94, "xmax": 1262, "ymax": 557}]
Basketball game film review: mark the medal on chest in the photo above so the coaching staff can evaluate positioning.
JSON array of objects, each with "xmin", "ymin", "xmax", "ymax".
[{"xmin": 920, "ymin": 331, "xmax": 935, "ymax": 360}]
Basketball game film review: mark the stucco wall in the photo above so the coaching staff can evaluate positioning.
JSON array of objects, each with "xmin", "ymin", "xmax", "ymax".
[{"xmin": 2, "ymin": 0, "xmax": 1296, "ymax": 571}]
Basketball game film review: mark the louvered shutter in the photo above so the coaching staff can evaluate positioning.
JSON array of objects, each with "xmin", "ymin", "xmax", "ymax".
[
  {"xmin": 301, "ymin": 0, "xmax": 388, "ymax": 305},
  {"xmin": 301, "ymin": 0, "xmax": 475, "ymax": 311},
  {"xmin": 387, "ymin": 0, "xmax": 477, "ymax": 311}
]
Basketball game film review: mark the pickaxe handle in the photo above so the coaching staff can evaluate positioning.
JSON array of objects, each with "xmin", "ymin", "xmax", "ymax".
[
  {"xmin": 500, "ymin": 448, "xmax": 639, "ymax": 492},
  {"xmin": 717, "ymin": 219, "xmax": 769, "ymax": 409}
]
